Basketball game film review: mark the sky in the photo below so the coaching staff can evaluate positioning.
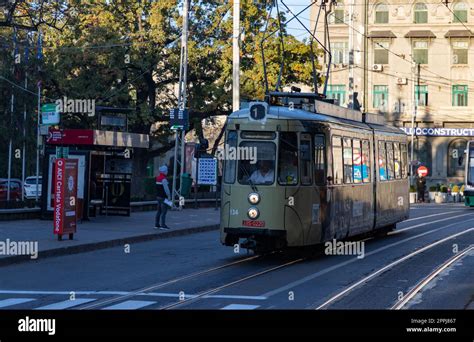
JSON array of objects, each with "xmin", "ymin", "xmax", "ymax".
[{"xmin": 283, "ymin": 0, "xmax": 313, "ymax": 41}]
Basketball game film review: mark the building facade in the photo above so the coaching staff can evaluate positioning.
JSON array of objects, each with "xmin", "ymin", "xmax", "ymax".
[{"xmin": 311, "ymin": 0, "xmax": 474, "ymax": 186}]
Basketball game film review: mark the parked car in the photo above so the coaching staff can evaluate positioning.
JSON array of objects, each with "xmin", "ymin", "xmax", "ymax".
[
  {"xmin": 0, "ymin": 178, "xmax": 22, "ymax": 202},
  {"xmin": 24, "ymin": 176, "xmax": 42, "ymax": 200}
]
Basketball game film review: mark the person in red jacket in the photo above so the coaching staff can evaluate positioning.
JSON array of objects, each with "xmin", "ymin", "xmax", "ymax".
[{"xmin": 154, "ymin": 165, "xmax": 171, "ymax": 230}]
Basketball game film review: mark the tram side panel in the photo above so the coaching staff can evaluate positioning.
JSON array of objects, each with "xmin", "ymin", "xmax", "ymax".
[
  {"xmin": 325, "ymin": 128, "xmax": 375, "ymax": 241},
  {"xmin": 373, "ymin": 132, "xmax": 409, "ymax": 229}
]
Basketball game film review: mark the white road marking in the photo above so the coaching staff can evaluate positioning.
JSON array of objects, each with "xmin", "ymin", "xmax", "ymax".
[
  {"xmin": 403, "ymin": 211, "xmax": 463, "ymax": 223},
  {"xmin": 0, "ymin": 290, "xmax": 267, "ymax": 301},
  {"xmin": 316, "ymin": 228, "xmax": 474, "ymax": 309},
  {"xmin": 35, "ymin": 298, "xmax": 97, "ymax": 310},
  {"xmin": 221, "ymin": 304, "xmax": 260, "ymax": 310},
  {"xmin": 0, "ymin": 298, "xmax": 35, "ymax": 308},
  {"xmin": 394, "ymin": 213, "xmax": 473, "ymax": 234},
  {"xmin": 261, "ymin": 218, "xmax": 474, "ymax": 298},
  {"xmin": 102, "ymin": 300, "xmax": 156, "ymax": 310}
]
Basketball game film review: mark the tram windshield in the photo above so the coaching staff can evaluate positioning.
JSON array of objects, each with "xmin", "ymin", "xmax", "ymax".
[{"xmin": 238, "ymin": 142, "xmax": 276, "ymax": 185}]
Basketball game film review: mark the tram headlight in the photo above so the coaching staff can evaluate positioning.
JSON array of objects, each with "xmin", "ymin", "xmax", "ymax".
[
  {"xmin": 248, "ymin": 192, "xmax": 260, "ymax": 205},
  {"xmin": 247, "ymin": 207, "xmax": 260, "ymax": 220}
]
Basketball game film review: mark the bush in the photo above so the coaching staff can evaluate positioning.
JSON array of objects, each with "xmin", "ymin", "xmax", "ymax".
[
  {"xmin": 452, "ymin": 185, "xmax": 460, "ymax": 193},
  {"xmin": 429, "ymin": 186, "xmax": 437, "ymax": 192},
  {"xmin": 440, "ymin": 185, "xmax": 448, "ymax": 193},
  {"xmin": 409, "ymin": 185, "xmax": 417, "ymax": 192}
]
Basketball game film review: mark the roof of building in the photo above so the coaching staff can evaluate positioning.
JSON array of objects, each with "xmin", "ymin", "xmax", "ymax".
[{"xmin": 404, "ymin": 30, "xmax": 436, "ymax": 38}]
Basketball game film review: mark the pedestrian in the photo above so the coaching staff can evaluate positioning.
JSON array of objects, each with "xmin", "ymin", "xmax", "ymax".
[
  {"xmin": 154, "ymin": 165, "xmax": 171, "ymax": 230},
  {"xmin": 416, "ymin": 173, "xmax": 426, "ymax": 203}
]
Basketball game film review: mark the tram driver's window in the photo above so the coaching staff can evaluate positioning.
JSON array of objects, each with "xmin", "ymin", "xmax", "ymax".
[
  {"xmin": 237, "ymin": 141, "xmax": 276, "ymax": 185},
  {"xmin": 332, "ymin": 136, "xmax": 343, "ymax": 184},
  {"xmin": 278, "ymin": 132, "xmax": 298, "ymax": 185},
  {"xmin": 300, "ymin": 134, "xmax": 312, "ymax": 185},
  {"xmin": 343, "ymin": 137, "xmax": 353, "ymax": 183},
  {"xmin": 224, "ymin": 131, "xmax": 237, "ymax": 184},
  {"xmin": 314, "ymin": 134, "xmax": 326, "ymax": 185}
]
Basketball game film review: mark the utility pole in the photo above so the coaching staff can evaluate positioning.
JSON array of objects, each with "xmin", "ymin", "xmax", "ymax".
[
  {"xmin": 22, "ymin": 73, "xmax": 27, "ymax": 201},
  {"xmin": 348, "ymin": 0, "xmax": 354, "ymax": 108},
  {"xmin": 171, "ymin": 0, "xmax": 190, "ymax": 209},
  {"xmin": 410, "ymin": 63, "xmax": 420, "ymax": 186},
  {"xmin": 233, "ymin": 0, "xmax": 240, "ymax": 112}
]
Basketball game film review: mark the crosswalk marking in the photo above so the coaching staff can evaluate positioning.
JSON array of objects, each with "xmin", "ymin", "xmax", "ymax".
[
  {"xmin": 102, "ymin": 300, "xmax": 156, "ymax": 310},
  {"xmin": 35, "ymin": 298, "xmax": 97, "ymax": 310},
  {"xmin": 0, "ymin": 298, "xmax": 35, "ymax": 308},
  {"xmin": 221, "ymin": 304, "xmax": 260, "ymax": 310}
]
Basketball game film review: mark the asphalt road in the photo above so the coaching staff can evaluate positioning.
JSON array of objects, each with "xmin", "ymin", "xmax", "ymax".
[{"xmin": 0, "ymin": 203, "xmax": 472, "ymax": 310}]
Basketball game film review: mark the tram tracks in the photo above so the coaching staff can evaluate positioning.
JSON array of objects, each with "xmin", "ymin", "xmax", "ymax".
[
  {"xmin": 314, "ymin": 228, "xmax": 474, "ymax": 310},
  {"xmin": 391, "ymin": 245, "xmax": 474, "ymax": 310}
]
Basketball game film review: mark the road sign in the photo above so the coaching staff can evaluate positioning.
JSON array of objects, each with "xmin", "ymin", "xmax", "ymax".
[
  {"xmin": 169, "ymin": 108, "xmax": 189, "ymax": 130},
  {"xmin": 55, "ymin": 146, "xmax": 69, "ymax": 159},
  {"xmin": 417, "ymin": 166, "xmax": 428, "ymax": 177},
  {"xmin": 41, "ymin": 103, "xmax": 60, "ymax": 125},
  {"xmin": 197, "ymin": 158, "xmax": 217, "ymax": 185}
]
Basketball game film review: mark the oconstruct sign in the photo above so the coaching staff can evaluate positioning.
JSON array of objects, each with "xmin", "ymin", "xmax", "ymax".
[{"xmin": 400, "ymin": 127, "xmax": 474, "ymax": 137}]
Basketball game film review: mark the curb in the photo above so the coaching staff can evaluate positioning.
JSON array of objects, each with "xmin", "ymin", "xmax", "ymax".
[{"xmin": 0, "ymin": 224, "xmax": 220, "ymax": 268}]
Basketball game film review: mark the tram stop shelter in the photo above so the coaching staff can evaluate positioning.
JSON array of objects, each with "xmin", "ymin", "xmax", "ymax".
[{"xmin": 40, "ymin": 128, "xmax": 149, "ymax": 220}]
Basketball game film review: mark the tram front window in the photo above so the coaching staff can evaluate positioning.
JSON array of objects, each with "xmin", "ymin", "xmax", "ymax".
[
  {"xmin": 238, "ymin": 142, "xmax": 276, "ymax": 185},
  {"xmin": 469, "ymin": 149, "xmax": 474, "ymax": 185},
  {"xmin": 278, "ymin": 132, "xmax": 299, "ymax": 185}
]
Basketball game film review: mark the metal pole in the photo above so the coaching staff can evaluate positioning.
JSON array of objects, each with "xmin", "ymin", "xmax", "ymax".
[
  {"xmin": 233, "ymin": 0, "xmax": 240, "ymax": 111},
  {"xmin": 7, "ymin": 93, "xmax": 13, "ymax": 202},
  {"xmin": 35, "ymin": 80, "xmax": 41, "ymax": 202},
  {"xmin": 410, "ymin": 63, "xmax": 419, "ymax": 186},
  {"xmin": 348, "ymin": 0, "xmax": 354, "ymax": 108},
  {"xmin": 22, "ymin": 73, "xmax": 27, "ymax": 202},
  {"xmin": 171, "ymin": 0, "xmax": 190, "ymax": 209}
]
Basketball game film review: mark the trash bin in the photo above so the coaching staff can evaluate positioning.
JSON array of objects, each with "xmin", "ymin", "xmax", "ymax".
[{"xmin": 181, "ymin": 173, "xmax": 192, "ymax": 198}]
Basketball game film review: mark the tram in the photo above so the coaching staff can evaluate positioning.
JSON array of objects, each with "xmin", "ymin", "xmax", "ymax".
[
  {"xmin": 220, "ymin": 93, "xmax": 410, "ymax": 252},
  {"xmin": 464, "ymin": 141, "xmax": 474, "ymax": 206}
]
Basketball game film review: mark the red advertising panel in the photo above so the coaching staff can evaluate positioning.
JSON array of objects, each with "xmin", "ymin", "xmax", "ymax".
[
  {"xmin": 47, "ymin": 128, "xmax": 94, "ymax": 145},
  {"xmin": 53, "ymin": 159, "xmax": 78, "ymax": 238}
]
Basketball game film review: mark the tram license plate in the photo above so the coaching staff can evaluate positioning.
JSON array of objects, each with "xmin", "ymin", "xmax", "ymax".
[{"xmin": 242, "ymin": 220, "xmax": 265, "ymax": 228}]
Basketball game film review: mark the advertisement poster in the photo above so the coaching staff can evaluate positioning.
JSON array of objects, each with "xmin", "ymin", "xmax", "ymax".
[{"xmin": 53, "ymin": 159, "xmax": 78, "ymax": 236}]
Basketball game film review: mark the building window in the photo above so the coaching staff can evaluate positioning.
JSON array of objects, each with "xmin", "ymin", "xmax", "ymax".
[
  {"xmin": 448, "ymin": 139, "xmax": 467, "ymax": 177},
  {"xmin": 375, "ymin": 3, "xmax": 389, "ymax": 23},
  {"xmin": 415, "ymin": 85, "xmax": 428, "ymax": 106},
  {"xmin": 452, "ymin": 40, "xmax": 468, "ymax": 64},
  {"xmin": 452, "ymin": 85, "xmax": 468, "ymax": 106},
  {"xmin": 453, "ymin": 2, "xmax": 468, "ymax": 23},
  {"xmin": 414, "ymin": 3, "xmax": 428, "ymax": 23},
  {"xmin": 413, "ymin": 40, "xmax": 428, "ymax": 64},
  {"xmin": 373, "ymin": 85, "xmax": 388, "ymax": 111},
  {"xmin": 332, "ymin": 41, "xmax": 348, "ymax": 64},
  {"xmin": 327, "ymin": 85, "xmax": 346, "ymax": 106},
  {"xmin": 374, "ymin": 41, "xmax": 389, "ymax": 64},
  {"xmin": 329, "ymin": 3, "xmax": 345, "ymax": 24}
]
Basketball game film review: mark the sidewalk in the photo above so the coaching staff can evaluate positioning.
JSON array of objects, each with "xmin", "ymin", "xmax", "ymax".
[{"xmin": 0, "ymin": 208, "xmax": 220, "ymax": 267}]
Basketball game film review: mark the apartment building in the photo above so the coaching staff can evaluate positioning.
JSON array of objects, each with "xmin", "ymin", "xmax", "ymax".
[{"xmin": 311, "ymin": 0, "xmax": 474, "ymax": 184}]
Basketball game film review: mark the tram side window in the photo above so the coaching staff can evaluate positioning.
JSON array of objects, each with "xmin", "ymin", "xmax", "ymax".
[
  {"xmin": 314, "ymin": 134, "xmax": 326, "ymax": 185},
  {"xmin": 401, "ymin": 143, "xmax": 408, "ymax": 179},
  {"xmin": 343, "ymin": 137, "xmax": 353, "ymax": 183},
  {"xmin": 332, "ymin": 136, "xmax": 344, "ymax": 184},
  {"xmin": 278, "ymin": 132, "xmax": 299, "ymax": 185},
  {"xmin": 362, "ymin": 140, "xmax": 371, "ymax": 183},
  {"xmin": 224, "ymin": 131, "xmax": 237, "ymax": 183},
  {"xmin": 378, "ymin": 141, "xmax": 387, "ymax": 181},
  {"xmin": 394, "ymin": 142, "xmax": 401, "ymax": 179},
  {"xmin": 300, "ymin": 134, "xmax": 312, "ymax": 185},
  {"xmin": 386, "ymin": 142, "xmax": 395, "ymax": 180},
  {"xmin": 353, "ymin": 139, "xmax": 362, "ymax": 184}
]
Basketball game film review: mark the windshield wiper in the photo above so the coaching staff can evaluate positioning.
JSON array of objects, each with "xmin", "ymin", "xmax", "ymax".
[{"xmin": 239, "ymin": 164, "xmax": 258, "ymax": 192}]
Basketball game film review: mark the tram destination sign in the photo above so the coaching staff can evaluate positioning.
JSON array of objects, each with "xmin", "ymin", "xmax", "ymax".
[{"xmin": 401, "ymin": 127, "xmax": 474, "ymax": 137}]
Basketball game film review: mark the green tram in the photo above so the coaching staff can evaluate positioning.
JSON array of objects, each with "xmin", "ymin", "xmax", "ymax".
[
  {"xmin": 220, "ymin": 95, "xmax": 410, "ymax": 252},
  {"xmin": 464, "ymin": 141, "xmax": 474, "ymax": 206}
]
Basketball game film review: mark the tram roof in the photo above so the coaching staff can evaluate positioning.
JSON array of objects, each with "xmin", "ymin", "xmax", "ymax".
[{"xmin": 229, "ymin": 105, "xmax": 404, "ymax": 135}]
